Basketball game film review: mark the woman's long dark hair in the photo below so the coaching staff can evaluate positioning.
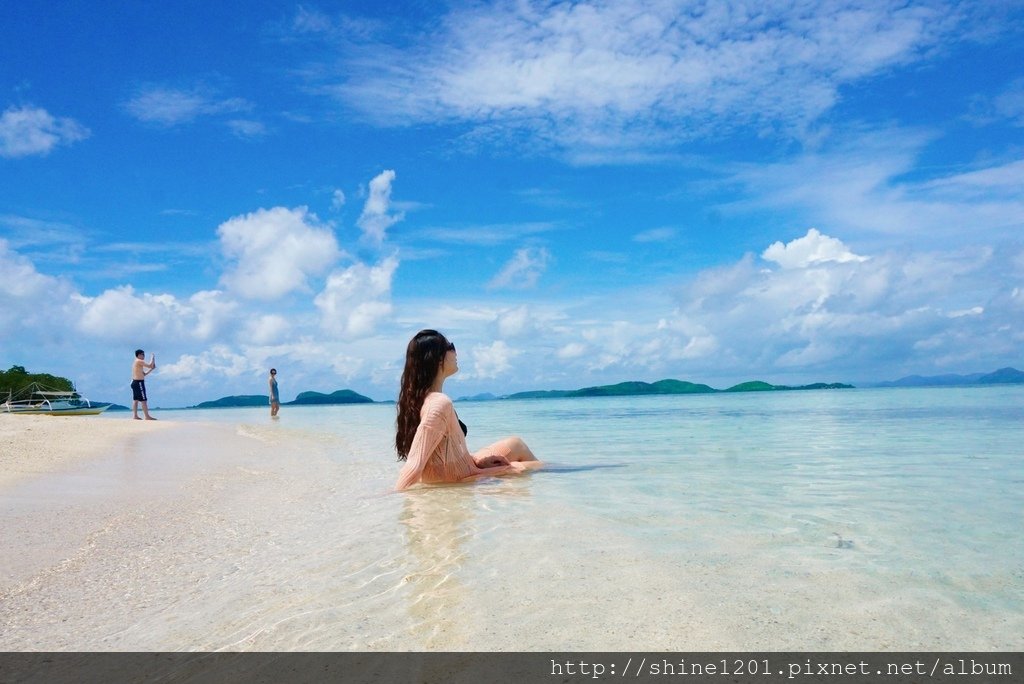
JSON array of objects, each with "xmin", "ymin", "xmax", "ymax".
[{"xmin": 396, "ymin": 329, "xmax": 450, "ymax": 460}]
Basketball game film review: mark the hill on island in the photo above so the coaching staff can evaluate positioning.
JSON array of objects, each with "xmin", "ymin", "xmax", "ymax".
[
  {"xmin": 875, "ymin": 367, "xmax": 1024, "ymax": 388},
  {"xmin": 289, "ymin": 390, "xmax": 374, "ymax": 405},
  {"xmin": 468, "ymin": 378, "xmax": 853, "ymax": 401},
  {"xmin": 194, "ymin": 389, "xmax": 373, "ymax": 409}
]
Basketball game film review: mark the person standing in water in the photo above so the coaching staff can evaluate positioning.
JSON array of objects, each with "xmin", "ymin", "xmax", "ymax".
[
  {"xmin": 131, "ymin": 349, "xmax": 156, "ymax": 420},
  {"xmin": 269, "ymin": 368, "xmax": 280, "ymax": 417},
  {"xmin": 394, "ymin": 329, "xmax": 541, "ymax": 491}
]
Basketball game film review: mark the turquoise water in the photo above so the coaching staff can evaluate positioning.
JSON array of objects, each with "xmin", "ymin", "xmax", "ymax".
[
  {"xmin": 5, "ymin": 385, "xmax": 1021, "ymax": 650},
  {"xmin": 157, "ymin": 385, "xmax": 1023, "ymax": 649}
]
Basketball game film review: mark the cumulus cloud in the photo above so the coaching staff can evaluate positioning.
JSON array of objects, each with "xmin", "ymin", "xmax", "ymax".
[
  {"xmin": 321, "ymin": 1, "xmax": 987, "ymax": 155},
  {"xmin": 655, "ymin": 232, "xmax": 1016, "ymax": 377},
  {"xmin": 557, "ymin": 342, "xmax": 588, "ymax": 360},
  {"xmin": 762, "ymin": 229, "xmax": 868, "ymax": 269},
  {"xmin": 75, "ymin": 285, "xmax": 185, "ymax": 342},
  {"xmin": 0, "ymin": 239, "xmax": 77, "ymax": 340},
  {"xmin": 489, "ymin": 247, "xmax": 551, "ymax": 289},
  {"xmin": 218, "ymin": 206, "xmax": 341, "ymax": 300},
  {"xmin": 124, "ymin": 86, "xmax": 250, "ymax": 126},
  {"xmin": 314, "ymin": 256, "xmax": 398, "ymax": 338},
  {"xmin": 522, "ymin": 228, "xmax": 1022, "ymax": 386},
  {"xmin": 244, "ymin": 314, "xmax": 291, "ymax": 346},
  {"xmin": 0, "ymin": 105, "xmax": 90, "ymax": 158},
  {"xmin": 74, "ymin": 286, "xmax": 239, "ymax": 345},
  {"xmin": 159, "ymin": 345, "xmax": 252, "ymax": 381},
  {"xmin": 496, "ymin": 305, "xmax": 534, "ymax": 338},
  {"xmin": 469, "ymin": 340, "xmax": 519, "ymax": 379},
  {"xmin": 356, "ymin": 170, "xmax": 404, "ymax": 244}
]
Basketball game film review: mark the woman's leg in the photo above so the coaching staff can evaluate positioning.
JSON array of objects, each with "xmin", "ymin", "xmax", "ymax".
[{"xmin": 474, "ymin": 436, "xmax": 540, "ymax": 465}]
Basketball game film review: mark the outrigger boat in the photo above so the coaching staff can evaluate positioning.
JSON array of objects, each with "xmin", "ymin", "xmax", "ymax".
[{"xmin": 3, "ymin": 386, "xmax": 110, "ymax": 416}]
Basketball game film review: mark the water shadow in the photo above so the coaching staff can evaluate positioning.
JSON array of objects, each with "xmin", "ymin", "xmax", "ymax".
[
  {"xmin": 537, "ymin": 463, "xmax": 628, "ymax": 474},
  {"xmin": 398, "ymin": 487, "xmax": 477, "ymax": 648}
]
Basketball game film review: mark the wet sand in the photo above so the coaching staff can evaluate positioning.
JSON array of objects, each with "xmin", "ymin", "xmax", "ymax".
[
  {"xmin": 0, "ymin": 413, "xmax": 174, "ymax": 488},
  {"xmin": 0, "ymin": 413, "xmax": 348, "ymax": 650}
]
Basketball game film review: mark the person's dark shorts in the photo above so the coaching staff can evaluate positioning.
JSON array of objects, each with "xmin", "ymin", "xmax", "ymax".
[{"xmin": 131, "ymin": 379, "xmax": 147, "ymax": 402}]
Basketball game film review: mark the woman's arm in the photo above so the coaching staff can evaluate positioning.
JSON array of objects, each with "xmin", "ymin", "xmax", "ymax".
[
  {"xmin": 473, "ymin": 454, "xmax": 510, "ymax": 468},
  {"xmin": 459, "ymin": 464, "xmax": 514, "ymax": 481},
  {"xmin": 394, "ymin": 396, "xmax": 449, "ymax": 491}
]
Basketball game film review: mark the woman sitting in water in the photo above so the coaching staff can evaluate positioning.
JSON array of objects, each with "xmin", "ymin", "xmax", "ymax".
[{"xmin": 394, "ymin": 329, "xmax": 541, "ymax": 491}]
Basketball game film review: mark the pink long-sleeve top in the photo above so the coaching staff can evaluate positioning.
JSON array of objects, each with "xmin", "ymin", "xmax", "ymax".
[{"xmin": 395, "ymin": 392, "xmax": 480, "ymax": 490}]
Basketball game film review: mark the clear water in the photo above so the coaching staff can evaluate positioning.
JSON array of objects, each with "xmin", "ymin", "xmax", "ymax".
[{"xmin": 3, "ymin": 386, "xmax": 1022, "ymax": 650}]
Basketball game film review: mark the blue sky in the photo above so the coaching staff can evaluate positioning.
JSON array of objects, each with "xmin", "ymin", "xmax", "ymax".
[{"xmin": 2, "ymin": 1, "xmax": 1022, "ymax": 406}]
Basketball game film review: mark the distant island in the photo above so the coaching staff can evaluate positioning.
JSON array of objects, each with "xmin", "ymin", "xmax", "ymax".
[
  {"xmin": 193, "ymin": 389, "xmax": 373, "ymax": 409},
  {"xmin": 9, "ymin": 363, "xmax": 1018, "ymax": 411},
  {"xmin": 461, "ymin": 378, "xmax": 853, "ymax": 401},
  {"xmin": 873, "ymin": 367, "xmax": 1024, "ymax": 388},
  {"xmin": 188, "ymin": 367, "xmax": 1023, "ymax": 408}
]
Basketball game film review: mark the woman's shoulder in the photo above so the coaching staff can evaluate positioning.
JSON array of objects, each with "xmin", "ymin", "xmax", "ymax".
[
  {"xmin": 420, "ymin": 392, "xmax": 453, "ymax": 424},
  {"xmin": 423, "ymin": 392, "xmax": 453, "ymax": 409}
]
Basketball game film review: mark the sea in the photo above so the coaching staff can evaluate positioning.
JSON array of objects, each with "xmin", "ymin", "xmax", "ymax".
[{"xmin": 3, "ymin": 385, "xmax": 1023, "ymax": 651}]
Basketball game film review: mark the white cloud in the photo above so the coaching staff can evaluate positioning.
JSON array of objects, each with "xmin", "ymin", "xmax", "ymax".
[
  {"xmin": 217, "ymin": 206, "xmax": 341, "ymax": 300},
  {"xmin": 322, "ymin": 1, "xmax": 984, "ymax": 155},
  {"xmin": 468, "ymin": 340, "xmax": 519, "ymax": 379},
  {"xmin": 159, "ymin": 345, "xmax": 253, "ymax": 382},
  {"xmin": 331, "ymin": 189, "xmax": 347, "ymax": 211},
  {"xmin": 74, "ymin": 286, "xmax": 237, "ymax": 347},
  {"xmin": 0, "ymin": 105, "xmax": 90, "ymax": 158},
  {"xmin": 654, "ymin": 234, "xmax": 1017, "ymax": 377},
  {"xmin": 314, "ymin": 256, "xmax": 398, "ymax": 338},
  {"xmin": 0, "ymin": 239, "xmax": 77, "ymax": 340},
  {"xmin": 187, "ymin": 290, "xmax": 238, "ymax": 341},
  {"xmin": 725, "ymin": 128, "xmax": 1024, "ymax": 245},
  {"xmin": 762, "ymin": 229, "xmax": 868, "ymax": 269},
  {"xmin": 420, "ymin": 222, "xmax": 558, "ymax": 246},
  {"xmin": 75, "ymin": 285, "xmax": 184, "ymax": 343},
  {"xmin": 125, "ymin": 86, "xmax": 251, "ymax": 126},
  {"xmin": 226, "ymin": 119, "xmax": 267, "ymax": 138},
  {"xmin": 633, "ymin": 227, "xmax": 676, "ymax": 243},
  {"xmin": 994, "ymin": 79, "xmax": 1024, "ymax": 126},
  {"xmin": 496, "ymin": 305, "xmax": 533, "ymax": 338},
  {"xmin": 356, "ymin": 170, "xmax": 404, "ymax": 244},
  {"xmin": 489, "ymin": 247, "xmax": 551, "ymax": 289},
  {"xmin": 244, "ymin": 314, "xmax": 291, "ymax": 345},
  {"xmin": 557, "ymin": 342, "xmax": 587, "ymax": 360}
]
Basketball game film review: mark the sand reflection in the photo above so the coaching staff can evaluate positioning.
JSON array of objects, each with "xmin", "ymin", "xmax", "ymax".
[{"xmin": 398, "ymin": 486, "xmax": 481, "ymax": 648}]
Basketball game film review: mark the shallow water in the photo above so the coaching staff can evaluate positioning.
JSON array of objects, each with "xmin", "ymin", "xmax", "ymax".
[{"xmin": 2, "ymin": 386, "xmax": 1022, "ymax": 650}]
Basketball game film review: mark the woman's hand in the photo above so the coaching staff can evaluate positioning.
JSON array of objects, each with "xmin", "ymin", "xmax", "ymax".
[{"xmin": 474, "ymin": 454, "xmax": 510, "ymax": 469}]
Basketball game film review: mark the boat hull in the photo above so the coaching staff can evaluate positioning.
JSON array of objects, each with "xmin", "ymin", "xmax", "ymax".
[{"xmin": 3, "ymin": 403, "xmax": 110, "ymax": 416}]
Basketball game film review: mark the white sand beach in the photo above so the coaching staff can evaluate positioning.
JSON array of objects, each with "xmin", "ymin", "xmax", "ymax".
[
  {"xmin": 0, "ymin": 414, "xmax": 175, "ymax": 488},
  {"xmin": 0, "ymin": 412, "xmax": 352, "ymax": 650}
]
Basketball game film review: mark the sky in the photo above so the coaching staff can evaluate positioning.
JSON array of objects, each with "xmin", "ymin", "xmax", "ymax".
[{"xmin": 1, "ymin": 1, "xmax": 1023, "ymax": 407}]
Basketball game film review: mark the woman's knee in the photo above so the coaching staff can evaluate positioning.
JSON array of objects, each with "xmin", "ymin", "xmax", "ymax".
[{"xmin": 507, "ymin": 436, "xmax": 537, "ymax": 461}]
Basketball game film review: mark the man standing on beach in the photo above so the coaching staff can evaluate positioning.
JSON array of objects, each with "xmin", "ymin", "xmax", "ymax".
[{"xmin": 131, "ymin": 349, "xmax": 157, "ymax": 420}]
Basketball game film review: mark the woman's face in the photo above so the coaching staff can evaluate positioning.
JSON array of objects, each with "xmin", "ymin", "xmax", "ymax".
[{"xmin": 443, "ymin": 342, "xmax": 458, "ymax": 376}]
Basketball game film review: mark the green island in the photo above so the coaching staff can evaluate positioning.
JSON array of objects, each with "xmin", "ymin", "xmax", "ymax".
[
  {"xmin": 500, "ymin": 378, "xmax": 853, "ymax": 400},
  {"xmin": 193, "ymin": 389, "xmax": 373, "ymax": 409},
  {"xmin": 5, "ymin": 364, "xmax": 1022, "ymax": 409}
]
